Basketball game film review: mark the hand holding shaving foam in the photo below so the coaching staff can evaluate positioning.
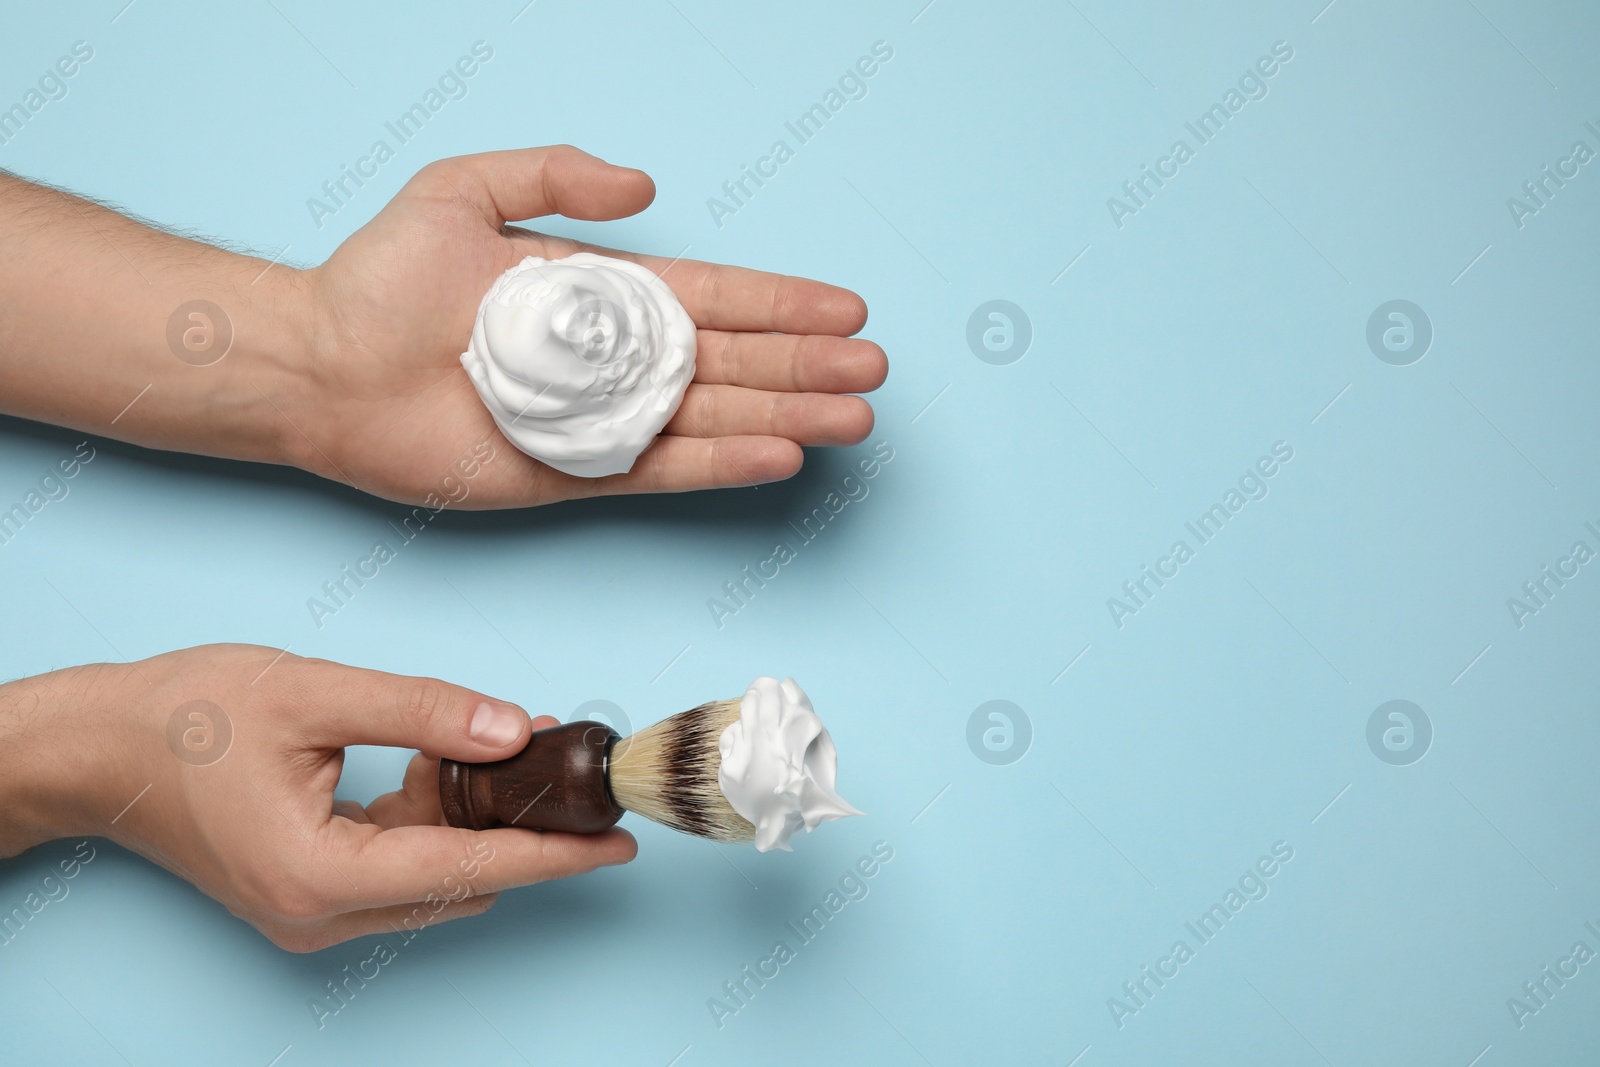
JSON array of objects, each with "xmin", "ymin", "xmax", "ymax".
[
  {"xmin": 461, "ymin": 253, "xmax": 696, "ymax": 477},
  {"xmin": 288, "ymin": 145, "xmax": 883, "ymax": 507},
  {"xmin": 0, "ymin": 146, "xmax": 884, "ymax": 508}
]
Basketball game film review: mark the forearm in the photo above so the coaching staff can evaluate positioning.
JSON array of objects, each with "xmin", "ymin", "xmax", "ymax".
[{"xmin": 0, "ymin": 171, "xmax": 315, "ymax": 464}]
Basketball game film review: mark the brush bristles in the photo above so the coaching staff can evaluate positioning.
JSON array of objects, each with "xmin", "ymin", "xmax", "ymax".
[{"xmin": 608, "ymin": 699, "xmax": 756, "ymax": 844}]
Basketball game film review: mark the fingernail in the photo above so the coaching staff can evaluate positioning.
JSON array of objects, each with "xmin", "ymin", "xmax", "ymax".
[{"xmin": 470, "ymin": 701, "xmax": 525, "ymax": 747}]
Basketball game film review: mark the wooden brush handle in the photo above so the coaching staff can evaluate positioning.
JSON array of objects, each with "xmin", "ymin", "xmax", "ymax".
[{"xmin": 439, "ymin": 720, "xmax": 624, "ymax": 834}]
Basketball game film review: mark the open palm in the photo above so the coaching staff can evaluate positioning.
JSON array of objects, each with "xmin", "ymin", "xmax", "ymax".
[{"xmin": 294, "ymin": 145, "xmax": 885, "ymax": 508}]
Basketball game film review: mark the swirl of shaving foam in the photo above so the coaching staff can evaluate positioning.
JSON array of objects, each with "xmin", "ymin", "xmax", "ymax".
[
  {"xmin": 460, "ymin": 253, "xmax": 696, "ymax": 478},
  {"xmin": 717, "ymin": 677, "xmax": 863, "ymax": 852}
]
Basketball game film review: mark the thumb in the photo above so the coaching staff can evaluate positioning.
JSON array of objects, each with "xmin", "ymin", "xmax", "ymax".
[
  {"xmin": 288, "ymin": 659, "xmax": 533, "ymax": 761},
  {"xmin": 364, "ymin": 715, "xmax": 561, "ymax": 830},
  {"xmin": 413, "ymin": 144, "xmax": 655, "ymax": 225}
]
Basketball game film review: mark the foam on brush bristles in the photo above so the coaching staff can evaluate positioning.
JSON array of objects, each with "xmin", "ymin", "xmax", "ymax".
[{"xmin": 608, "ymin": 698, "xmax": 756, "ymax": 843}]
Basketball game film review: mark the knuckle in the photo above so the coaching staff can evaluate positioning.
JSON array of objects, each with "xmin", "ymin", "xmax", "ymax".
[
  {"xmin": 413, "ymin": 158, "xmax": 453, "ymax": 186},
  {"xmin": 412, "ymin": 159, "xmax": 473, "ymax": 204},
  {"xmin": 281, "ymin": 656, "xmax": 333, "ymax": 697},
  {"xmin": 400, "ymin": 680, "xmax": 454, "ymax": 735},
  {"xmin": 788, "ymin": 337, "xmax": 808, "ymax": 392},
  {"xmin": 701, "ymin": 266, "xmax": 725, "ymax": 314},
  {"xmin": 769, "ymin": 278, "xmax": 788, "ymax": 324},
  {"xmin": 694, "ymin": 387, "xmax": 716, "ymax": 426}
]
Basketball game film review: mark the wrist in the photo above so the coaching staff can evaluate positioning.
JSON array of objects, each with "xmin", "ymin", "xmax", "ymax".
[
  {"xmin": 0, "ymin": 661, "xmax": 175, "ymax": 857},
  {"xmin": 259, "ymin": 264, "xmax": 350, "ymax": 480},
  {"xmin": 0, "ymin": 666, "xmax": 105, "ymax": 855},
  {"xmin": 153, "ymin": 255, "xmax": 323, "ymax": 470},
  {"xmin": 232, "ymin": 262, "xmax": 323, "ymax": 469}
]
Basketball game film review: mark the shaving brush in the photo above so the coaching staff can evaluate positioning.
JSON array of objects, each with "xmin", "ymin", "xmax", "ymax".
[
  {"xmin": 441, "ymin": 678, "xmax": 863, "ymax": 851},
  {"xmin": 439, "ymin": 700, "xmax": 757, "ymax": 843}
]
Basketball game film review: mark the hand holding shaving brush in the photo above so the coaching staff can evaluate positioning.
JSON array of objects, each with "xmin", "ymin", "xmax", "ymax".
[{"xmin": 440, "ymin": 678, "xmax": 861, "ymax": 852}]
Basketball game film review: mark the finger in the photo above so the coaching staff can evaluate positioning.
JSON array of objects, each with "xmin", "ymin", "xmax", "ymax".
[
  {"xmin": 422, "ymin": 435, "xmax": 800, "ymax": 509},
  {"xmin": 329, "ymin": 822, "xmax": 637, "ymax": 909},
  {"xmin": 287, "ymin": 660, "xmax": 532, "ymax": 761},
  {"xmin": 285, "ymin": 894, "xmax": 502, "ymax": 952},
  {"xmin": 507, "ymin": 232, "xmax": 867, "ymax": 335},
  {"xmin": 694, "ymin": 331, "xmax": 889, "ymax": 394},
  {"xmin": 337, "ymin": 892, "xmax": 501, "ymax": 942},
  {"xmin": 363, "ymin": 754, "xmax": 445, "ymax": 829},
  {"xmin": 362, "ymin": 716, "xmax": 564, "ymax": 830},
  {"xmin": 414, "ymin": 145, "xmax": 654, "ymax": 226},
  {"xmin": 562, "ymin": 434, "xmax": 804, "ymax": 500},
  {"xmin": 652, "ymin": 256, "xmax": 869, "ymax": 335},
  {"xmin": 660, "ymin": 257, "xmax": 868, "ymax": 335},
  {"xmin": 667, "ymin": 385, "xmax": 875, "ymax": 446}
]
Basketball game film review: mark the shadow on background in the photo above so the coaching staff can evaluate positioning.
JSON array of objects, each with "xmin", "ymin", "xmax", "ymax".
[{"xmin": 0, "ymin": 413, "xmax": 861, "ymax": 538}]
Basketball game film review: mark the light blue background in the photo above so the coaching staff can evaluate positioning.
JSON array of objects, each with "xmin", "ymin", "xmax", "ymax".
[{"xmin": 3, "ymin": 1, "xmax": 1599, "ymax": 1064}]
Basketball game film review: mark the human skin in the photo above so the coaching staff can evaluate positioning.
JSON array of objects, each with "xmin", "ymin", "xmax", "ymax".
[
  {"xmin": 0, "ymin": 144, "xmax": 887, "ymax": 506},
  {"xmin": 0, "ymin": 645, "xmax": 636, "ymax": 952}
]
